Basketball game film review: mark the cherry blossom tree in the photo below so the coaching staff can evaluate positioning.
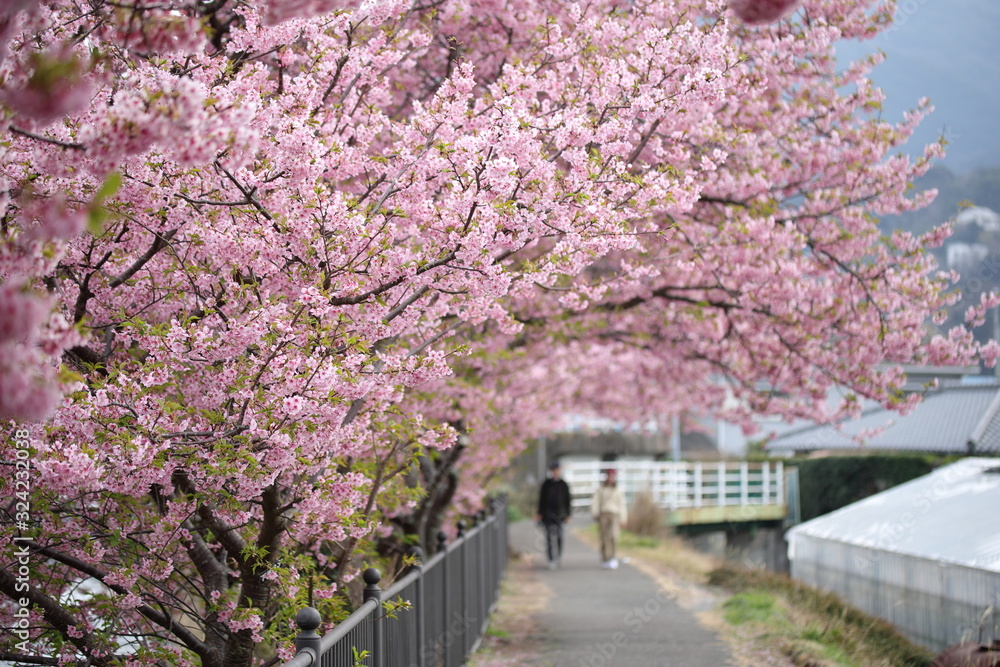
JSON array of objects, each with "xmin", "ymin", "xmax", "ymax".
[{"xmin": 1, "ymin": 0, "xmax": 995, "ymax": 665}]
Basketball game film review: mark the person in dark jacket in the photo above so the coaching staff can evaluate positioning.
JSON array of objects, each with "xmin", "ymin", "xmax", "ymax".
[{"xmin": 536, "ymin": 460, "xmax": 572, "ymax": 569}]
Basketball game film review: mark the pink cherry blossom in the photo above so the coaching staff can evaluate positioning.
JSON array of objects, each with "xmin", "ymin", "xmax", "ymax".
[
  {"xmin": 730, "ymin": 0, "xmax": 803, "ymax": 24},
  {"xmin": 0, "ymin": 282, "xmax": 49, "ymax": 343}
]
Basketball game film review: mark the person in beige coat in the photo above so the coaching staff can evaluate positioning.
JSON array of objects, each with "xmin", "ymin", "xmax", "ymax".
[{"xmin": 590, "ymin": 469, "xmax": 628, "ymax": 569}]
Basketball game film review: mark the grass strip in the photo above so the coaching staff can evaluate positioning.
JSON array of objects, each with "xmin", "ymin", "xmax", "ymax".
[{"xmin": 709, "ymin": 562, "xmax": 935, "ymax": 667}]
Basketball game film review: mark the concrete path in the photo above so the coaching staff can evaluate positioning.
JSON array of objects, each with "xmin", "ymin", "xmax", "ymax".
[{"xmin": 508, "ymin": 520, "xmax": 735, "ymax": 667}]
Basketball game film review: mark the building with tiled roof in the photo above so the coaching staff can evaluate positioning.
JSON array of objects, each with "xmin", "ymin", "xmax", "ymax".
[{"xmin": 766, "ymin": 382, "xmax": 1000, "ymax": 456}]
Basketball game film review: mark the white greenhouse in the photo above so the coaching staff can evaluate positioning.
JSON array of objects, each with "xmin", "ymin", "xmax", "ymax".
[{"xmin": 787, "ymin": 457, "xmax": 1000, "ymax": 651}]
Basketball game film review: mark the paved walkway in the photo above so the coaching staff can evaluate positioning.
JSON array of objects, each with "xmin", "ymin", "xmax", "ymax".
[{"xmin": 509, "ymin": 520, "xmax": 736, "ymax": 667}]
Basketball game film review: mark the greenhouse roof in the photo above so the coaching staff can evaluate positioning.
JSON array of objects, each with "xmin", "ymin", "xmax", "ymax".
[{"xmin": 787, "ymin": 458, "xmax": 1000, "ymax": 572}]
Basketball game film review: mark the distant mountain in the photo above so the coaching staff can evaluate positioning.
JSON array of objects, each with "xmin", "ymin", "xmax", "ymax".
[
  {"xmin": 878, "ymin": 165, "xmax": 1000, "ymax": 352},
  {"xmin": 880, "ymin": 165, "xmax": 1000, "ymax": 235},
  {"xmin": 835, "ymin": 0, "xmax": 1000, "ymax": 171}
]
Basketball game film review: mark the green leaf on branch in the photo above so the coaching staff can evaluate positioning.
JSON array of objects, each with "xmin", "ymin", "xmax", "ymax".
[{"xmin": 87, "ymin": 171, "xmax": 122, "ymax": 234}]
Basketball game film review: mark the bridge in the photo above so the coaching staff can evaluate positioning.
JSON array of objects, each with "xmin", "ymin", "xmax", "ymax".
[{"xmin": 562, "ymin": 460, "xmax": 791, "ymax": 532}]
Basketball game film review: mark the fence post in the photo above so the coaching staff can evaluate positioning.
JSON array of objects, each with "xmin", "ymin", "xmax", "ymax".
[
  {"xmin": 457, "ymin": 519, "xmax": 470, "ymax": 658},
  {"xmin": 694, "ymin": 463, "xmax": 703, "ymax": 508},
  {"xmin": 740, "ymin": 461, "xmax": 749, "ymax": 506},
  {"xmin": 718, "ymin": 461, "xmax": 727, "ymax": 506},
  {"xmin": 485, "ymin": 502, "xmax": 495, "ymax": 611},
  {"xmin": 669, "ymin": 462, "xmax": 679, "ymax": 510},
  {"xmin": 363, "ymin": 568, "xmax": 383, "ymax": 667},
  {"xmin": 438, "ymin": 530, "xmax": 449, "ymax": 667},
  {"xmin": 762, "ymin": 462, "xmax": 771, "ymax": 505},
  {"xmin": 409, "ymin": 546, "xmax": 426, "ymax": 667},
  {"xmin": 499, "ymin": 496, "xmax": 508, "ymax": 581},
  {"xmin": 476, "ymin": 509, "xmax": 489, "ymax": 636},
  {"xmin": 293, "ymin": 607, "xmax": 322, "ymax": 664},
  {"xmin": 777, "ymin": 461, "xmax": 785, "ymax": 506},
  {"xmin": 477, "ymin": 511, "xmax": 486, "ymax": 634}
]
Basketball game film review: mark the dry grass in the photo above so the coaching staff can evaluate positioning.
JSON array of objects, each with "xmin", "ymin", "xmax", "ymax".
[
  {"xmin": 625, "ymin": 489, "xmax": 664, "ymax": 537},
  {"xmin": 466, "ymin": 549, "xmax": 551, "ymax": 667},
  {"xmin": 708, "ymin": 563, "xmax": 935, "ymax": 667}
]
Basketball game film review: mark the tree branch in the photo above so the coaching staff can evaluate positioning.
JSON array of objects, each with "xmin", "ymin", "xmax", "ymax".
[
  {"xmin": 108, "ymin": 229, "xmax": 178, "ymax": 289},
  {"xmin": 173, "ymin": 470, "xmax": 248, "ymax": 569},
  {"xmin": 9, "ymin": 125, "xmax": 86, "ymax": 150},
  {"xmin": 213, "ymin": 161, "xmax": 274, "ymax": 221},
  {"xmin": 19, "ymin": 540, "xmax": 214, "ymax": 662},
  {"xmin": 330, "ymin": 251, "xmax": 456, "ymax": 307},
  {"xmin": 0, "ymin": 653, "xmax": 60, "ymax": 666},
  {"xmin": 223, "ymin": 484, "xmax": 286, "ymax": 667},
  {"xmin": 0, "ymin": 565, "xmax": 110, "ymax": 666}
]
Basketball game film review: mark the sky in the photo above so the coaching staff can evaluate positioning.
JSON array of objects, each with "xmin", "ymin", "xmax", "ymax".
[{"xmin": 835, "ymin": 0, "xmax": 1000, "ymax": 173}]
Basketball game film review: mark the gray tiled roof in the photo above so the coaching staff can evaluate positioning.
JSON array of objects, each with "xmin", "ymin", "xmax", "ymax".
[
  {"xmin": 971, "ymin": 390, "xmax": 1000, "ymax": 452},
  {"xmin": 767, "ymin": 384, "xmax": 1000, "ymax": 453}
]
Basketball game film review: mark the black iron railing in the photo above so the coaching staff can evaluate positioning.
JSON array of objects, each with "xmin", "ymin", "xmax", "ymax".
[{"xmin": 281, "ymin": 497, "xmax": 508, "ymax": 667}]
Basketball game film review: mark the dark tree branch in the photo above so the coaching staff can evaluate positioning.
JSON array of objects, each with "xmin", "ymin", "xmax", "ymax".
[
  {"xmin": 0, "ymin": 653, "xmax": 60, "ymax": 666},
  {"xmin": 109, "ymin": 229, "xmax": 178, "ymax": 289},
  {"xmin": 329, "ymin": 251, "xmax": 456, "ymax": 307},
  {"xmin": 9, "ymin": 125, "xmax": 86, "ymax": 150},
  {"xmin": 18, "ymin": 540, "xmax": 215, "ymax": 662},
  {"xmin": 223, "ymin": 484, "xmax": 286, "ymax": 667},
  {"xmin": 173, "ymin": 470, "xmax": 248, "ymax": 569},
  {"xmin": 0, "ymin": 565, "xmax": 110, "ymax": 666}
]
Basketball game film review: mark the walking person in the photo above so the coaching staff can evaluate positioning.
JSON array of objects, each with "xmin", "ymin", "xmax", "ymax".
[
  {"xmin": 536, "ymin": 460, "xmax": 572, "ymax": 569},
  {"xmin": 591, "ymin": 468, "xmax": 628, "ymax": 569}
]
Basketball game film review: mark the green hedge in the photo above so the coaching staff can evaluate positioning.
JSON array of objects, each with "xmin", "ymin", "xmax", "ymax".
[{"xmin": 793, "ymin": 455, "xmax": 936, "ymax": 521}]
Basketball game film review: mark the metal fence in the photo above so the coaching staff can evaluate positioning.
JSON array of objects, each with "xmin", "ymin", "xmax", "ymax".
[
  {"xmin": 790, "ymin": 533, "xmax": 1000, "ymax": 651},
  {"xmin": 281, "ymin": 497, "xmax": 508, "ymax": 667}
]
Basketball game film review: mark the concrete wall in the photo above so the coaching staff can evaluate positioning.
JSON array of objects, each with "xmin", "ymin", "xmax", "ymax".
[
  {"xmin": 724, "ymin": 527, "xmax": 789, "ymax": 573},
  {"xmin": 683, "ymin": 527, "xmax": 789, "ymax": 574}
]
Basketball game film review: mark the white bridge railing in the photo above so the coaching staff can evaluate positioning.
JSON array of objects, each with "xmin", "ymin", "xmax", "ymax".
[{"xmin": 562, "ymin": 460, "xmax": 785, "ymax": 512}]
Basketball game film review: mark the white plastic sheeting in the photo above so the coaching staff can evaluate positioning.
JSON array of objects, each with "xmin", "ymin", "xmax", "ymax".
[{"xmin": 787, "ymin": 458, "xmax": 1000, "ymax": 650}]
